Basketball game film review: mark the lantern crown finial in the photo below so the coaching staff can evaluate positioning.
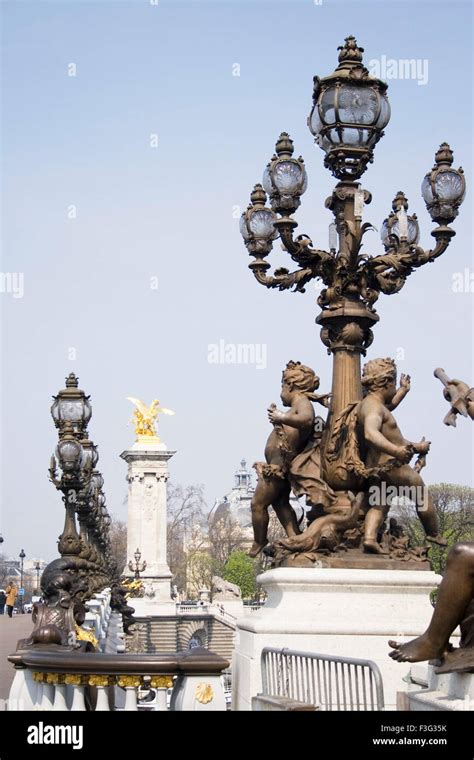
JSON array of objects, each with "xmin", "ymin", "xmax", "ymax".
[
  {"xmin": 250, "ymin": 184, "xmax": 267, "ymax": 205},
  {"xmin": 65, "ymin": 373, "xmax": 79, "ymax": 389},
  {"xmin": 434, "ymin": 142, "xmax": 454, "ymax": 168},
  {"xmin": 391, "ymin": 191, "xmax": 409, "ymax": 213},
  {"xmin": 275, "ymin": 132, "xmax": 295, "ymax": 158},
  {"xmin": 337, "ymin": 35, "xmax": 364, "ymax": 66}
]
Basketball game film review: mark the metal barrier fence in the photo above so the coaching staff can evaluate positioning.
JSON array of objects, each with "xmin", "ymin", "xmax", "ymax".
[{"xmin": 261, "ymin": 647, "xmax": 384, "ymax": 711}]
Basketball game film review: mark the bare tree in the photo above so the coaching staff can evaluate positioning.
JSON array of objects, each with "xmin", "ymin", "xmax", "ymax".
[
  {"xmin": 207, "ymin": 504, "xmax": 248, "ymax": 570},
  {"xmin": 108, "ymin": 515, "xmax": 128, "ymax": 574},
  {"xmin": 167, "ymin": 483, "xmax": 207, "ymax": 593},
  {"xmin": 186, "ymin": 551, "xmax": 220, "ymax": 598}
]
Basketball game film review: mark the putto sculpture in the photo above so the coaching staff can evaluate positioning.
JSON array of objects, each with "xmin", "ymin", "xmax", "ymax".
[
  {"xmin": 334, "ymin": 358, "xmax": 445, "ymax": 553},
  {"xmin": 249, "ymin": 361, "xmax": 333, "ymax": 557},
  {"xmin": 240, "ymin": 36, "xmax": 466, "ymax": 568},
  {"xmin": 252, "ymin": 359, "xmax": 446, "ymax": 565}
]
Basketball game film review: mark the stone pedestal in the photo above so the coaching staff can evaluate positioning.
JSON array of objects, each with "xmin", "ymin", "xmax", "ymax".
[
  {"xmin": 407, "ymin": 666, "xmax": 474, "ymax": 711},
  {"xmin": 121, "ymin": 438, "xmax": 175, "ymax": 614},
  {"xmin": 232, "ymin": 567, "xmax": 440, "ymax": 711}
]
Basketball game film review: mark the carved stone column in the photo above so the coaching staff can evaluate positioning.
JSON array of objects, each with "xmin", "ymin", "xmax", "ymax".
[{"xmin": 121, "ymin": 438, "xmax": 175, "ymax": 607}]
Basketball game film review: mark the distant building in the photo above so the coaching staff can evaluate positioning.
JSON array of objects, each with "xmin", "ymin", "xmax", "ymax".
[
  {"xmin": 208, "ymin": 458, "xmax": 303, "ymax": 546},
  {"xmin": 208, "ymin": 458, "xmax": 255, "ymax": 538}
]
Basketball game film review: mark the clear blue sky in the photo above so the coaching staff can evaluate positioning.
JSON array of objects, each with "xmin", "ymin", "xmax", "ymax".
[{"xmin": 1, "ymin": 0, "xmax": 472, "ymax": 562}]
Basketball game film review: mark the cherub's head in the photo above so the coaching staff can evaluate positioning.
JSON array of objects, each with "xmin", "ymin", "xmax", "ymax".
[
  {"xmin": 362, "ymin": 358, "xmax": 397, "ymax": 401},
  {"xmin": 281, "ymin": 361, "xmax": 320, "ymax": 407}
]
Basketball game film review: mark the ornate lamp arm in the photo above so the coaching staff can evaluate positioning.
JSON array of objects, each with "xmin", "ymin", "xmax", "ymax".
[
  {"xmin": 273, "ymin": 217, "xmax": 333, "ymax": 267},
  {"xmin": 250, "ymin": 261, "xmax": 318, "ymax": 293},
  {"xmin": 410, "ymin": 226, "xmax": 456, "ymax": 267},
  {"xmin": 366, "ymin": 170, "xmax": 462, "ymax": 302}
]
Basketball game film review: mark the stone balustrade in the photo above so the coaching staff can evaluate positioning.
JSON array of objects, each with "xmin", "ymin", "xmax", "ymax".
[{"xmin": 7, "ymin": 647, "xmax": 229, "ymax": 712}]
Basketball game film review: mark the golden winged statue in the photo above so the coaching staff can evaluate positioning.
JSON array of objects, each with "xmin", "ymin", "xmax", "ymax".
[{"xmin": 127, "ymin": 397, "xmax": 175, "ymax": 441}]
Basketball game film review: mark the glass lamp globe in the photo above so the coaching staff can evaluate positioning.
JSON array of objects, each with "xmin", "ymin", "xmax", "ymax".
[
  {"xmin": 240, "ymin": 184, "xmax": 278, "ymax": 255},
  {"xmin": 308, "ymin": 36, "xmax": 391, "ymax": 180},
  {"xmin": 262, "ymin": 133, "xmax": 308, "ymax": 214},
  {"xmin": 422, "ymin": 143, "xmax": 466, "ymax": 224},
  {"xmin": 51, "ymin": 374, "xmax": 92, "ymax": 436}
]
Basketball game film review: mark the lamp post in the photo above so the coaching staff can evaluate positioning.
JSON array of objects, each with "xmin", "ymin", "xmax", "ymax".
[
  {"xmin": 34, "ymin": 561, "xmax": 41, "ymax": 595},
  {"xmin": 128, "ymin": 548, "xmax": 147, "ymax": 580},
  {"xmin": 30, "ymin": 372, "xmax": 123, "ymax": 646},
  {"xmin": 49, "ymin": 373, "xmax": 114, "ymax": 592},
  {"xmin": 240, "ymin": 35, "xmax": 466, "ymax": 493},
  {"xmin": 19, "ymin": 549, "xmax": 25, "ymax": 613}
]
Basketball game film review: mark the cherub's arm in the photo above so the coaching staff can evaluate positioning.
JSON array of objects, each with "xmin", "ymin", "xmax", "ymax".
[
  {"xmin": 387, "ymin": 374, "xmax": 410, "ymax": 411},
  {"xmin": 363, "ymin": 407, "xmax": 412, "ymax": 460},
  {"xmin": 313, "ymin": 393, "xmax": 331, "ymax": 409},
  {"xmin": 268, "ymin": 399, "xmax": 314, "ymax": 430}
]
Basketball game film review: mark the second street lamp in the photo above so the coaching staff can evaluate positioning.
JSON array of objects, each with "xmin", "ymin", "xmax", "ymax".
[
  {"xmin": 128, "ymin": 548, "xmax": 147, "ymax": 580},
  {"xmin": 34, "ymin": 561, "xmax": 41, "ymax": 595}
]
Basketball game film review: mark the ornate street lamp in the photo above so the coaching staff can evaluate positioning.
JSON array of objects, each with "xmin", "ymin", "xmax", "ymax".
[
  {"xmin": 128, "ymin": 548, "xmax": 147, "ymax": 580},
  {"xmin": 78, "ymin": 435, "xmax": 99, "ymax": 473},
  {"xmin": 240, "ymin": 35, "xmax": 466, "ymax": 492},
  {"xmin": 27, "ymin": 373, "xmax": 129, "ymax": 646},
  {"xmin": 51, "ymin": 373, "xmax": 92, "ymax": 439},
  {"xmin": 19, "ymin": 548, "xmax": 25, "ymax": 612},
  {"xmin": 34, "ymin": 561, "xmax": 41, "ymax": 595}
]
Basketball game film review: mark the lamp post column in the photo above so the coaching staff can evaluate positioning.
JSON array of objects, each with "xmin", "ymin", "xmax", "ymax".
[{"xmin": 19, "ymin": 549, "xmax": 25, "ymax": 613}]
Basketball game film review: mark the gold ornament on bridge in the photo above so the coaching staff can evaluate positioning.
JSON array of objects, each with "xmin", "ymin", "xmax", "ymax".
[
  {"xmin": 127, "ymin": 397, "xmax": 175, "ymax": 442},
  {"xmin": 89, "ymin": 674, "xmax": 113, "ymax": 687},
  {"xmin": 150, "ymin": 675, "xmax": 173, "ymax": 689},
  {"xmin": 195, "ymin": 682, "xmax": 213, "ymax": 704},
  {"xmin": 75, "ymin": 623, "xmax": 99, "ymax": 649}
]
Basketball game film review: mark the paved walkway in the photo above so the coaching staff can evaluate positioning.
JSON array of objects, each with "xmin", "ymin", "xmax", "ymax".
[{"xmin": 0, "ymin": 615, "xmax": 33, "ymax": 700}]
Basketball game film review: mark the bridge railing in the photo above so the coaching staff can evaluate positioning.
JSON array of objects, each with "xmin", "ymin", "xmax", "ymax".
[
  {"xmin": 7, "ymin": 647, "xmax": 230, "ymax": 711},
  {"xmin": 175, "ymin": 602, "xmax": 237, "ymax": 626},
  {"xmin": 256, "ymin": 647, "xmax": 384, "ymax": 711}
]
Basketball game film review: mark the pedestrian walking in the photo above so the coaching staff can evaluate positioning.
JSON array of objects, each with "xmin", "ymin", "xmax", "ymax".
[{"xmin": 5, "ymin": 583, "xmax": 18, "ymax": 618}]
